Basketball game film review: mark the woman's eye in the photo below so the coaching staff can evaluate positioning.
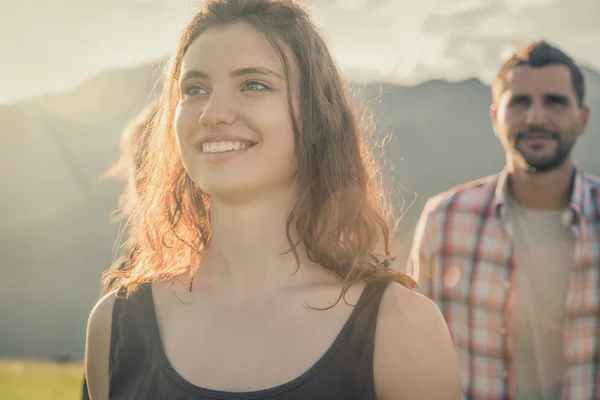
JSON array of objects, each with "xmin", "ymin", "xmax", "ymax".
[
  {"xmin": 183, "ymin": 86, "xmax": 207, "ymax": 96},
  {"xmin": 242, "ymin": 81, "xmax": 271, "ymax": 92}
]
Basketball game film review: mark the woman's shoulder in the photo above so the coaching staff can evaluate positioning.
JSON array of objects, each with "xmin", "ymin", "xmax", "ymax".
[
  {"xmin": 85, "ymin": 290, "xmax": 119, "ymax": 400},
  {"xmin": 375, "ymin": 281, "xmax": 450, "ymax": 350},
  {"xmin": 88, "ymin": 290, "xmax": 119, "ymax": 336},
  {"xmin": 378, "ymin": 281, "xmax": 439, "ymax": 321},
  {"xmin": 372, "ymin": 282, "xmax": 462, "ymax": 399}
]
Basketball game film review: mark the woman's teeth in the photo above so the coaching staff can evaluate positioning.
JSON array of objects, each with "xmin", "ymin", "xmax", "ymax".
[{"xmin": 201, "ymin": 141, "xmax": 250, "ymax": 154}]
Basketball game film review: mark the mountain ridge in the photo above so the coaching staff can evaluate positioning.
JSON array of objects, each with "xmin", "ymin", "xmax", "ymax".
[{"xmin": 1, "ymin": 62, "xmax": 598, "ymax": 361}]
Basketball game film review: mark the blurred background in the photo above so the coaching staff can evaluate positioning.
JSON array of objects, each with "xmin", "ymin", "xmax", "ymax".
[{"xmin": 1, "ymin": 0, "xmax": 599, "ymax": 398}]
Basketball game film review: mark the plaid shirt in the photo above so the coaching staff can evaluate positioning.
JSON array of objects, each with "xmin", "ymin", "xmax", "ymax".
[{"xmin": 407, "ymin": 167, "xmax": 600, "ymax": 400}]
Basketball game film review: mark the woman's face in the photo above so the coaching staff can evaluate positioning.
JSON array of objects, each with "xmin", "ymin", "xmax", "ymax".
[{"xmin": 175, "ymin": 22, "xmax": 299, "ymax": 202}]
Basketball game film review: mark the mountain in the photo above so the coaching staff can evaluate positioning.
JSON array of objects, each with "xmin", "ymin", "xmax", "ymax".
[
  {"xmin": 356, "ymin": 69, "xmax": 600, "ymax": 244},
  {"xmin": 1, "ymin": 64, "xmax": 599, "ymax": 361}
]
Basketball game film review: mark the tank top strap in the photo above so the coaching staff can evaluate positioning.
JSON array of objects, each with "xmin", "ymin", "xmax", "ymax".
[
  {"xmin": 351, "ymin": 280, "xmax": 391, "ymax": 321},
  {"xmin": 108, "ymin": 283, "xmax": 160, "ymax": 395},
  {"xmin": 332, "ymin": 279, "xmax": 391, "ymax": 357}
]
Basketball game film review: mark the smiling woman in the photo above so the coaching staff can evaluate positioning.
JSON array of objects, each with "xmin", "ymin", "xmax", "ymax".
[
  {"xmin": 175, "ymin": 22, "xmax": 298, "ymax": 203},
  {"xmin": 84, "ymin": 1, "xmax": 462, "ymax": 399}
]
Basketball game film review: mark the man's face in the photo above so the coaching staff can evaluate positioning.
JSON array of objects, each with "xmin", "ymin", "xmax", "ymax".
[{"xmin": 491, "ymin": 65, "xmax": 589, "ymax": 173}]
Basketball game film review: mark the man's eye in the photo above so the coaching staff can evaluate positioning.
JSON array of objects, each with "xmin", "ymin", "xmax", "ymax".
[
  {"xmin": 511, "ymin": 97, "xmax": 530, "ymax": 106},
  {"xmin": 546, "ymin": 96, "xmax": 569, "ymax": 106}
]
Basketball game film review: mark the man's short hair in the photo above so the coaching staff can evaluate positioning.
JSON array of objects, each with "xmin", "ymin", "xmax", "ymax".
[{"xmin": 492, "ymin": 40, "xmax": 585, "ymax": 107}]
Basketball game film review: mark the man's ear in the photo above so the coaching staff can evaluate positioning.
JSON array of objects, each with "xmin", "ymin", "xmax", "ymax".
[
  {"xmin": 578, "ymin": 105, "xmax": 590, "ymax": 137},
  {"xmin": 490, "ymin": 103, "xmax": 500, "ymax": 139}
]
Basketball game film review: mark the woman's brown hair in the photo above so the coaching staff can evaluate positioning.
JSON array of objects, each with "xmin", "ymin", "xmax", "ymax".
[
  {"xmin": 104, "ymin": 0, "xmax": 416, "ymax": 296},
  {"xmin": 104, "ymin": 102, "xmax": 158, "ymax": 221},
  {"xmin": 101, "ymin": 102, "xmax": 157, "ymax": 294}
]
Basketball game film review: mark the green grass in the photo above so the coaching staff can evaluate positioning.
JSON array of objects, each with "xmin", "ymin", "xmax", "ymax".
[{"xmin": 0, "ymin": 360, "xmax": 84, "ymax": 400}]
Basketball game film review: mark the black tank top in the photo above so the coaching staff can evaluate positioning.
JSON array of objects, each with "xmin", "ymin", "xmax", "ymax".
[{"xmin": 108, "ymin": 281, "xmax": 390, "ymax": 399}]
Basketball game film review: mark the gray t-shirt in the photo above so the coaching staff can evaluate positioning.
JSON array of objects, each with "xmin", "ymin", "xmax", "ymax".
[{"xmin": 507, "ymin": 197, "xmax": 575, "ymax": 400}]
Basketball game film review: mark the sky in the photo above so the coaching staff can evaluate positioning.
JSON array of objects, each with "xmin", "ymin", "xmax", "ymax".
[{"xmin": 1, "ymin": 0, "xmax": 599, "ymax": 104}]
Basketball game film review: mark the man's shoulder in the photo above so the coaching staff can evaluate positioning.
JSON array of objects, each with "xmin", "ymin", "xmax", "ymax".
[
  {"xmin": 581, "ymin": 172, "xmax": 600, "ymax": 219},
  {"xmin": 425, "ymin": 173, "xmax": 500, "ymax": 216},
  {"xmin": 583, "ymin": 171, "xmax": 600, "ymax": 189}
]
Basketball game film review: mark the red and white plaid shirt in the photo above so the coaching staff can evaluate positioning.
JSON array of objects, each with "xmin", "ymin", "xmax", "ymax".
[{"xmin": 407, "ymin": 167, "xmax": 600, "ymax": 400}]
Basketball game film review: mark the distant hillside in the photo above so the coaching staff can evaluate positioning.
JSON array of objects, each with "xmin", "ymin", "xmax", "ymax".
[
  {"xmin": 1, "ymin": 63, "xmax": 598, "ymax": 361},
  {"xmin": 357, "ymin": 68, "xmax": 600, "ymax": 244}
]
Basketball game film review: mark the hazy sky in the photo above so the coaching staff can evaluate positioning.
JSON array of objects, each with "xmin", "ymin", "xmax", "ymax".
[{"xmin": 2, "ymin": 0, "xmax": 599, "ymax": 104}]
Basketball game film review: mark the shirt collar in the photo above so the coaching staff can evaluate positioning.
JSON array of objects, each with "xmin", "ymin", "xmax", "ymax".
[{"xmin": 492, "ymin": 165, "xmax": 588, "ymax": 227}]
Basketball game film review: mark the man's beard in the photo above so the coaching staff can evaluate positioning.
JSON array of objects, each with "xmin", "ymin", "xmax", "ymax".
[{"xmin": 513, "ymin": 128, "xmax": 576, "ymax": 174}]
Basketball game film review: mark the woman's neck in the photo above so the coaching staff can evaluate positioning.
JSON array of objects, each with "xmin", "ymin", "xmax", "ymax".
[{"xmin": 195, "ymin": 188, "xmax": 328, "ymax": 295}]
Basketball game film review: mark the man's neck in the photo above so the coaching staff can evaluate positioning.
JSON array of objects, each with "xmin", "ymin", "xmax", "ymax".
[{"xmin": 507, "ymin": 162, "xmax": 574, "ymax": 210}]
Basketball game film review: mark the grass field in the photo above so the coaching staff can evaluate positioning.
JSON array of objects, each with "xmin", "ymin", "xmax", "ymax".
[{"xmin": 0, "ymin": 360, "xmax": 84, "ymax": 400}]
